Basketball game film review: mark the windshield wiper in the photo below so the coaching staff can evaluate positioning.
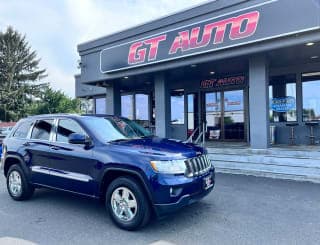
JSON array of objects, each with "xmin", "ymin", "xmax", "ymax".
[
  {"xmin": 140, "ymin": 135, "xmax": 153, "ymax": 138},
  {"xmin": 108, "ymin": 139, "xmax": 129, "ymax": 143}
]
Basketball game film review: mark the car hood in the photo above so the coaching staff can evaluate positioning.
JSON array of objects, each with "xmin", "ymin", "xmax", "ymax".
[{"xmin": 108, "ymin": 137, "xmax": 205, "ymax": 159}]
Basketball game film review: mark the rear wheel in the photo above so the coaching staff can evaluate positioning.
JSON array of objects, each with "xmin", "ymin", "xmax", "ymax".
[
  {"xmin": 6, "ymin": 164, "xmax": 34, "ymax": 201},
  {"xmin": 106, "ymin": 176, "xmax": 150, "ymax": 230}
]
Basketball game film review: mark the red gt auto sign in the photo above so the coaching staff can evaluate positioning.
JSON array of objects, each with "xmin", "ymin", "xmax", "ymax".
[
  {"xmin": 200, "ymin": 76, "xmax": 246, "ymax": 89},
  {"xmin": 100, "ymin": 0, "xmax": 320, "ymax": 73},
  {"xmin": 127, "ymin": 11, "xmax": 259, "ymax": 65}
]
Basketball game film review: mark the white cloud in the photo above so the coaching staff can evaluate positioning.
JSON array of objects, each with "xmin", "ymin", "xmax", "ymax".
[
  {"xmin": 67, "ymin": 0, "xmax": 210, "ymax": 42},
  {"xmin": 0, "ymin": 0, "xmax": 208, "ymax": 97}
]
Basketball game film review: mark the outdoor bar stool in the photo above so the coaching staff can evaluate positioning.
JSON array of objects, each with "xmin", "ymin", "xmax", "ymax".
[
  {"xmin": 286, "ymin": 122, "xmax": 299, "ymax": 145},
  {"xmin": 305, "ymin": 121, "xmax": 319, "ymax": 145}
]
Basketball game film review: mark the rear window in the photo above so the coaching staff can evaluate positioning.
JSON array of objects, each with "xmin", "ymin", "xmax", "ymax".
[
  {"xmin": 12, "ymin": 121, "xmax": 33, "ymax": 139},
  {"xmin": 31, "ymin": 120, "xmax": 54, "ymax": 141}
]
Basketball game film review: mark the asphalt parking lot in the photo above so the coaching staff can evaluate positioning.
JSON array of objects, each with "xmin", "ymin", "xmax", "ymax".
[{"xmin": 0, "ymin": 173, "xmax": 319, "ymax": 245}]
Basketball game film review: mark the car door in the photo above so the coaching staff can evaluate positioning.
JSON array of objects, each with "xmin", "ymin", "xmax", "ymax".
[
  {"xmin": 48, "ymin": 118, "xmax": 97, "ymax": 196},
  {"xmin": 27, "ymin": 119, "xmax": 56, "ymax": 186}
]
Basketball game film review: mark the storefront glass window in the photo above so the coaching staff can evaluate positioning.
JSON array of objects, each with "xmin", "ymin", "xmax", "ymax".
[
  {"xmin": 302, "ymin": 73, "xmax": 320, "ymax": 121},
  {"xmin": 121, "ymin": 95, "xmax": 134, "ymax": 119},
  {"xmin": 135, "ymin": 94, "xmax": 149, "ymax": 121},
  {"xmin": 187, "ymin": 94, "xmax": 196, "ymax": 131},
  {"xmin": 269, "ymin": 74, "xmax": 297, "ymax": 122},
  {"xmin": 95, "ymin": 98, "xmax": 106, "ymax": 114},
  {"xmin": 80, "ymin": 99, "xmax": 94, "ymax": 114},
  {"xmin": 205, "ymin": 92, "xmax": 222, "ymax": 140},
  {"xmin": 224, "ymin": 90, "xmax": 245, "ymax": 140},
  {"xmin": 171, "ymin": 90, "xmax": 185, "ymax": 124}
]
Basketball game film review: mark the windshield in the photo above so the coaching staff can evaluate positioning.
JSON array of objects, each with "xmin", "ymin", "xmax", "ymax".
[
  {"xmin": 106, "ymin": 117, "xmax": 153, "ymax": 138},
  {"xmin": 82, "ymin": 117, "xmax": 128, "ymax": 142}
]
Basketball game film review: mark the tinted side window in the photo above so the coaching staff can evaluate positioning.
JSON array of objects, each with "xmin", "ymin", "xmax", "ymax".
[
  {"xmin": 56, "ymin": 119, "xmax": 85, "ymax": 143},
  {"xmin": 12, "ymin": 121, "xmax": 33, "ymax": 138},
  {"xmin": 31, "ymin": 120, "xmax": 54, "ymax": 140}
]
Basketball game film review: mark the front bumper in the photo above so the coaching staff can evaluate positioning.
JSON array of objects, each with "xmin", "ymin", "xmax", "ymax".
[{"xmin": 153, "ymin": 168, "xmax": 215, "ymax": 217}]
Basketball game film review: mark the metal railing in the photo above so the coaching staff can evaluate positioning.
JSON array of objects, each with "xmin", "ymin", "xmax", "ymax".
[
  {"xmin": 186, "ymin": 127, "xmax": 199, "ymax": 143},
  {"xmin": 186, "ymin": 121, "xmax": 206, "ymax": 146}
]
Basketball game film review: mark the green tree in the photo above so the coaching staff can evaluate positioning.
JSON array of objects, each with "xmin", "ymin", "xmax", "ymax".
[
  {"xmin": 27, "ymin": 85, "xmax": 81, "ymax": 115},
  {"xmin": 0, "ymin": 26, "xmax": 46, "ymax": 121}
]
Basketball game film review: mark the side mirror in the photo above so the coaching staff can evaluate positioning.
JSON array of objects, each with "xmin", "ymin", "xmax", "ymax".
[{"xmin": 68, "ymin": 133, "xmax": 91, "ymax": 146}]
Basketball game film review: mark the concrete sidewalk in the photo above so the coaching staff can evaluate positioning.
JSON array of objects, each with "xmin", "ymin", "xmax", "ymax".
[{"xmin": 208, "ymin": 145, "xmax": 320, "ymax": 183}]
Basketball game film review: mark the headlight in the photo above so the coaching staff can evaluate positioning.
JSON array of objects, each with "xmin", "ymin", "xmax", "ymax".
[{"xmin": 150, "ymin": 159, "xmax": 186, "ymax": 174}]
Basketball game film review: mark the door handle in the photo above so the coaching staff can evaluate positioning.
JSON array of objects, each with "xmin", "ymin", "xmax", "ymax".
[
  {"xmin": 23, "ymin": 142, "xmax": 31, "ymax": 146},
  {"xmin": 50, "ymin": 146, "xmax": 60, "ymax": 151}
]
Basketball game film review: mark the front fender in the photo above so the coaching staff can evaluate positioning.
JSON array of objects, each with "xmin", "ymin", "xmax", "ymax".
[{"xmin": 98, "ymin": 164, "xmax": 155, "ymax": 204}]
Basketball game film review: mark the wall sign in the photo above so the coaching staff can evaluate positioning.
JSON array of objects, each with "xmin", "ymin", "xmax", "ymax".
[
  {"xmin": 100, "ymin": 0, "xmax": 320, "ymax": 73},
  {"xmin": 201, "ymin": 76, "xmax": 245, "ymax": 89},
  {"xmin": 270, "ymin": 96, "xmax": 296, "ymax": 113}
]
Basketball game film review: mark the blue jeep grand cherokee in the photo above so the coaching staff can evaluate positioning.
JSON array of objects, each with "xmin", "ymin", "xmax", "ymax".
[{"xmin": 0, "ymin": 114, "xmax": 215, "ymax": 230}]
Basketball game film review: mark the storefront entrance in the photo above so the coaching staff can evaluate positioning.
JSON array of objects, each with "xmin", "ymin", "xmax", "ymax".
[
  {"xmin": 187, "ymin": 87, "xmax": 246, "ymax": 142},
  {"xmin": 203, "ymin": 89, "xmax": 245, "ymax": 141}
]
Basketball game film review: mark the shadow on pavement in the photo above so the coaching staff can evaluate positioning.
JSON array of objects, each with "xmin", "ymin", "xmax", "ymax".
[{"xmin": 28, "ymin": 187, "xmax": 218, "ymax": 232}]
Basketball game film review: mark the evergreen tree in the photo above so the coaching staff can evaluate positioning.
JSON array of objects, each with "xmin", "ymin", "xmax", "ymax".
[{"xmin": 0, "ymin": 26, "xmax": 46, "ymax": 121}]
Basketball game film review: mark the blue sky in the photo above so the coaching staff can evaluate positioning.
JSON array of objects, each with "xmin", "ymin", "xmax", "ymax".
[{"xmin": 0, "ymin": 0, "xmax": 209, "ymax": 97}]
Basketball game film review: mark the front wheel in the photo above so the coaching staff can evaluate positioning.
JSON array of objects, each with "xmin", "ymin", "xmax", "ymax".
[
  {"xmin": 106, "ymin": 177, "xmax": 150, "ymax": 230},
  {"xmin": 6, "ymin": 164, "xmax": 34, "ymax": 201}
]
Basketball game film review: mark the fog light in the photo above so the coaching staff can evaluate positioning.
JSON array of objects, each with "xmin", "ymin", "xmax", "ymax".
[{"xmin": 170, "ymin": 187, "xmax": 183, "ymax": 197}]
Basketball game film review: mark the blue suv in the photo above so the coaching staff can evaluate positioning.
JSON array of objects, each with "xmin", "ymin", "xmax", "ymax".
[{"xmin": 0, "ymin": 114, "xmax": 215, "ymax": 230}]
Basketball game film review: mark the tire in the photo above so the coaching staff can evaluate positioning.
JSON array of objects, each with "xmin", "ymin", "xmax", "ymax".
[
  {"xmin": 6, "ymin": 164, "xmax": 35, "ymax": 201},
  {"xmin": 106, "ymin": 176, "xmax": 151, "ymax": 231}
]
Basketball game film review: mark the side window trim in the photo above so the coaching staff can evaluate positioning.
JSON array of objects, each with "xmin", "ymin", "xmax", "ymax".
[
  {"xmin": 51, "ymin": 118, "xmax": 59, "ymax": 143},
  {"xmin": 27, "ymin": 120, "xmax": 36, "ymax": 140},
  {"xmin": 49, "ymin": 119, "xmax": 56, "ymax": 142},
  {"xmin": 11, "ymin": 123, "xmax": 22, "ymax": 138},
  {"xmin": 10, "ymin": 125, "xmax": 19, "ymax": 138},
  {"xmin": 29, "ymin": 119, "xmax": 55, "ymax": 142}
]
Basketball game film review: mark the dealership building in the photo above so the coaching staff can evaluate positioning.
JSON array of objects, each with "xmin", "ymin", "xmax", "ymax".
[{"xmin": 75, "ymin": 0, "xmax": 320, "ymax": 181}]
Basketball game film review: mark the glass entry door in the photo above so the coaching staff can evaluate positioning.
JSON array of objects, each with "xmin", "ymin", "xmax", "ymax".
[
  {"xmin": 187, "ymin": 93, "xmax": 199, "ymax": 138},
  {"xmin": 203, "ymin": 90, "xmax": 245, "ymax": 141},
  {"xmin": 205, "ymin": 92, "xmax": 222, "ymax": 140},
  {"xmin": 224, "ymin": 90, "xmax": 245, "ymax": 140}
]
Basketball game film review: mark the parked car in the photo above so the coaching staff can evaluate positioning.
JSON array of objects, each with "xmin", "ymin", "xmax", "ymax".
[
  {"xmin": 0, "ymin": 123, "xmax": 15, "ymax": 157},
  {"xmin": 0, "ymin": 114, "xmax": 215, "ymax": 230},
  {"xmin": 0, "ymin": 133, "xmax": 10, "ymax": 159},
  {"xmin": 0, "ymin": 122, "xmax": 16, "ymax": 138},
  {"xmin": 0, "ymin": 140, "xmax": 2, "ymax": 159},
  {"xmin": 0, "ymin": 127, "xmax": 13, "ymax": 136}
]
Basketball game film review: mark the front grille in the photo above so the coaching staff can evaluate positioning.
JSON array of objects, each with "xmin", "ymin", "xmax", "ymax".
[{"xmin": 184, "ymin": 155, "xmax": 211, "ymax": 177}]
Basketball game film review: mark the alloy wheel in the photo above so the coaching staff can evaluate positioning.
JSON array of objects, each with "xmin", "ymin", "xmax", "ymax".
[
  {"xmin": 8, "ymin": 170, "xmax": 22, "ymax": 197},
  {"xmin": 111, "ymin": 187, "xmax": 138, "ymax": 222}
]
